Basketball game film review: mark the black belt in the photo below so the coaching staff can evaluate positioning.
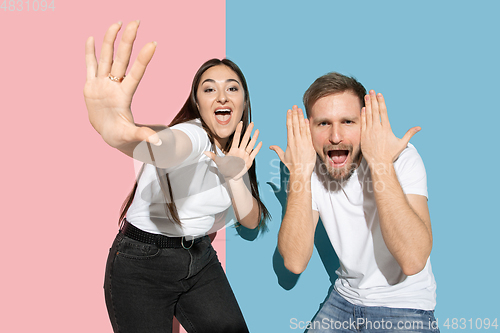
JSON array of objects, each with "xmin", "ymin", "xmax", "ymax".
[{"xmin": 120, "ymin": 219, "xmax": 205, "ymax": 249}]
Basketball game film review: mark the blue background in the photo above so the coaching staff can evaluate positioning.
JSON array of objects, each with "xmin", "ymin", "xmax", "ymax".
[{"xmin": 225, "ymin": 0, "xmax": 500, "ymax": 331}]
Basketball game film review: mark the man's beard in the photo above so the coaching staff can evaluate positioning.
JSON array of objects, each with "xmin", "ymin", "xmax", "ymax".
[{"xmin": 318, "ymin": 143, "xmax": 362, "ymax": 182}]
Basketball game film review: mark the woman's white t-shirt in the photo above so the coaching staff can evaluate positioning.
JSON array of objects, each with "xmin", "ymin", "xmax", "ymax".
[{"xmin": 126, "ymin": 119, "xmax": 236, "ymax": 237}]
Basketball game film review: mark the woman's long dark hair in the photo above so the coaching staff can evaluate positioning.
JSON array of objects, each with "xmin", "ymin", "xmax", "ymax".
[{"xmin": 119, "ymin": 59, "xmax": 270, "ymax": 231}]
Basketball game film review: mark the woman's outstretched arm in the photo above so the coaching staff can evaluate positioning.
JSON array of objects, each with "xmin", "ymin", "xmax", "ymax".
[{"xmin": 84, "ymin": 21, "xmax": 191, "ymax": 168}]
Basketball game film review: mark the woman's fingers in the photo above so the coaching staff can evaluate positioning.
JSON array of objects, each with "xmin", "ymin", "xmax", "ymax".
[
  {"xmin": 85, "ymin": 36, "xmax": 98, "ymax": 80},
  {"xmin": 230, "ymin": 121, "xmax": 243, "ymax": 150},
  {"xmin": 246, "ymin": 128, "xmax": 259, "ymax": 152},
  {"xmin": 134, "ymin": 126, "xmax": 161, "ymax": 145},
  {"xmin": 121, "ymin": 41, "xmax": 157, "ymax": 96},
  {"xmin": 110, "ymin": 20, "xmax": 140, "ymax": 79},
  {"xmin": 97, "ymin": 21, "xmax": 122, "ymax": 78},
  {"xmin": 249, "ymin": 141, "xmax": 263, "ymax": 160},
  {"xmin": 239, "ymin": 122, "xmax": 254, "ymax": 149}
]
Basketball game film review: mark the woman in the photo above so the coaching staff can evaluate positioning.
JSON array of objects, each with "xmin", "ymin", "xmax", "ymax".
[{"xmin": 84, "ymin": 21, "xmax": 269, "ymax": 333}]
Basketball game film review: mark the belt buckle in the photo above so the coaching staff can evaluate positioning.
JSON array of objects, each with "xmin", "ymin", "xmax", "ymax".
[{"xmin": 181, "ymin": 236, "xmax": 194, "ymax": 250}]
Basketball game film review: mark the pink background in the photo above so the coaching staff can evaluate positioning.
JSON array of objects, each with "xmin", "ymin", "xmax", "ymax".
[{"xmin": 0, "ymin": 1, "xmax": 225, "ymax": 332}]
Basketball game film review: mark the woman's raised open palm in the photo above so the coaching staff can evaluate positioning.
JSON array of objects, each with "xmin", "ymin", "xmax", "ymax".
[{"xmin": 84, "ymin": 21, "xmax": 161, "ymax": 149}]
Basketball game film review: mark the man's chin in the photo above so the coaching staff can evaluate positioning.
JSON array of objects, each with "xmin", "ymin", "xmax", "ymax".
[{"xmin": 319, "ymin": 160, "xmax": 355, "ymax": 182}]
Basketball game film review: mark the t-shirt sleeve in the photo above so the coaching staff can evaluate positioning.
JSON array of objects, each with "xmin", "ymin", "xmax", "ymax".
[
  {"xmin": 164, "ymin": 120, "xmax": 211, "ymax": 172},
  {"xmin": 394, "ymin": 143, "xmax": 428, "ymax": 198}
]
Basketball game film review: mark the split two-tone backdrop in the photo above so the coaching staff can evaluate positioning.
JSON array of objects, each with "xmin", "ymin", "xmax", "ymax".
[{"xmin": 1, "ymin": 1, "xmax": 498, "ymax": 332}]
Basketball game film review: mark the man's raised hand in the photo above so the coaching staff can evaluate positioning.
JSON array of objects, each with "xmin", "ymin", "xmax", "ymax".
[
  {"xmin": 360, "ymin": 90, "xmax": 420, "ymax": 167},
  {"xmin": 270, "ymin": 105, "xmax": 316, "ymax": 179}
]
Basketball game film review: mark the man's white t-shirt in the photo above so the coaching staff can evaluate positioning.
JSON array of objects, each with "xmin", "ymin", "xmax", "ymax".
[
  {"xmin": 311, "ymin": 144, "xmax": 437, "ymax": 310},
  {"xmin": 126, "ymin": 119, "xmax": 236, "ymax": 237}
]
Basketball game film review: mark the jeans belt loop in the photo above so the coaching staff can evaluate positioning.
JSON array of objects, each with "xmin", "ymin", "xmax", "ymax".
[{"xmin": 181, "ymin": 237, "xmax": 194, "ymax": 250}]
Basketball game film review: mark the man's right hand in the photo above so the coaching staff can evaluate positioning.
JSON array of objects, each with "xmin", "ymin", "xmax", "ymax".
[
  {"xmin": 84, "ymin": 21, "xmax": 161, "ymax": 149},
  {"xmin": 272, "ymin": 106, "xmax": 319, "ymax": 275},
  {"xmin": 270, "ymin": 105, "xmax": 316, "ymax": 180}
]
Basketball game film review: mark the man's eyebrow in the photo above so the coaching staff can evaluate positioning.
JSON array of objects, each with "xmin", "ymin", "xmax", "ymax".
[
  {"xmin": 201, "ymin": 78, "xmax": 241, "ymax": 86},
  {"xmin": 312, "ymin": 115, "xmax": 359, "ymax": 123}
]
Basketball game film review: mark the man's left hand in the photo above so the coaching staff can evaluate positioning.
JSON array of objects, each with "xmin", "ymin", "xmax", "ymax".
[{"xmin": 361, "ymin": 90, "xmax": 421, "ymax": 167}]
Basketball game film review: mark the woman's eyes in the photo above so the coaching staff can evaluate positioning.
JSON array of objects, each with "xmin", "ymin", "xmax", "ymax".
[{"xmin": 203, "ymin": 86, "xmax": 239, "ymax": 93}]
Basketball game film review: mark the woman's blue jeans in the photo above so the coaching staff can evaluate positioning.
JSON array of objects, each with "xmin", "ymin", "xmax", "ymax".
[
  {"xmin": 104, "ymin": 231, "xmax": 249, "ymax": 333},
  {"xmin": 306, "ymin": 289, "xmax": 440, "ymax": 333}
]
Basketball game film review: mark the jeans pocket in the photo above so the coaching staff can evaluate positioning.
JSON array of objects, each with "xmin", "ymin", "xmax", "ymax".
[{"xmin": 116, "ymin": 236, "xmax": 161, "ymax": 260}]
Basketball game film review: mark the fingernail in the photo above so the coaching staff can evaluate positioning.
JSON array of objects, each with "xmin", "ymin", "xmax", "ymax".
[
  {"xmin": 153, "ymin": 139, "xmax": 162, "ymax": 146},
  {"xmin": 152, "ymin": 41, "xmax": 157, "ymax": 46},
  {"xmin": 117, "ymin": 21, "xmax": 123, "ymax": 26},
  {"xmin": 136, "ymin": 20, "xmax": 141, "ymax": 25}
]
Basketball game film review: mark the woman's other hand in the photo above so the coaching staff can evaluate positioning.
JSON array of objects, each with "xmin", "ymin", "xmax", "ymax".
[{"xmin": 204, "ymin": 122, "xmax": 262, "ymax": 180}]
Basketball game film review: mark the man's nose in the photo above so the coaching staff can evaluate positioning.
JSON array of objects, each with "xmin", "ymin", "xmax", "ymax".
[{"xmin": 329, "ymin": 125, "xmax": 343, "ymax": 144}]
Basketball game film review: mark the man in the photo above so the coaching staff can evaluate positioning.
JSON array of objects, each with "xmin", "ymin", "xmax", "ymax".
[{"xmin": 270, "ymin": 73, "xmax": 438, "ymax": 332}]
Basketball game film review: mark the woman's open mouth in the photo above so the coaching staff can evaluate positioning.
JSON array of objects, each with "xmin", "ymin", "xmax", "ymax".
[{"xmin": 214, "ymin": 108, "xmax": 232, "ymax": 125}]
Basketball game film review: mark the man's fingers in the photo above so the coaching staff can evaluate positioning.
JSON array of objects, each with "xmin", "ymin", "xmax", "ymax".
[
  {"xmin": 361, "ymin": 107, "xmax": 367, "ymax": 132},
  {"xmin": 85, "ymin": 36, "xmax": 98, "ymax": 80},
  {"xmin": 286, "ymin": 109, "xmax": 295, "ymax": 147},
  {"xmin": 111, "ymin": 20, "xmax": 140, "ymax": 79},
  {"xmin": 97, "ymin": 21, "xmax": 122, "ymax": 78},
  {"xmin": 298, "ymin": 107, "xmax": 307, "ymax": 137},
  {"xmin": 369, "ymin": 90, "xmax": 380, "ymax": 125},
  {"xmin": 305, "ymin": 118, "xmax": 312, "ymax": 141},
  {"xmin": 401, "ymin": 126, "xmax": 421, "ymax": 146},
  {"xmin": 364, "ymin": 95, "xmax": 373, "ymax": 128},
  {"xmin": 269, "ymin": 145, "xmax": 285, "ymax": 163},
  {"xmin": 291, "ymin": 105, "xmax": 301, "ymax": 140},
  {"xmin": 121, "ymin": 41, "xmax": 157, "ymax": 96},
  {"xmin": 377, "ymin": 93, "xmax": 389, "ymax": 126}
]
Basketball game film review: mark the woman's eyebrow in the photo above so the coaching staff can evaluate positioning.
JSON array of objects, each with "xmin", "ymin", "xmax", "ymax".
[{"xmin": 201, "ymin": 78, "xmax": 241, "ymax": 86}]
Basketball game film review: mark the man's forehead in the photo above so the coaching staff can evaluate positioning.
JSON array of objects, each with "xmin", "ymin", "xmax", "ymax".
[{"xmin": 310, "ymin": 92, "xmax": 361, "ymax": 118}]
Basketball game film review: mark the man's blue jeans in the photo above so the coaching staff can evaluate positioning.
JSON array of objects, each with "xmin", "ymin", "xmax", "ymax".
[
  {"xmin": 306, "ymin": 289, "xmax": 440, "ymax": 333},
  {"xmin": 104, "ymin": 232, "xmax": 249, "ymax": 333}
]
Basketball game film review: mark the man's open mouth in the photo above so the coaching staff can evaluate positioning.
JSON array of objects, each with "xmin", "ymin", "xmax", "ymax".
[
  {"xmin": 215, "ymin": 108, "xmax": 232, "ymax": 125},
  {"xmin": 327, "ymin": 149, "xmax": 349, "ymax": 167}
]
